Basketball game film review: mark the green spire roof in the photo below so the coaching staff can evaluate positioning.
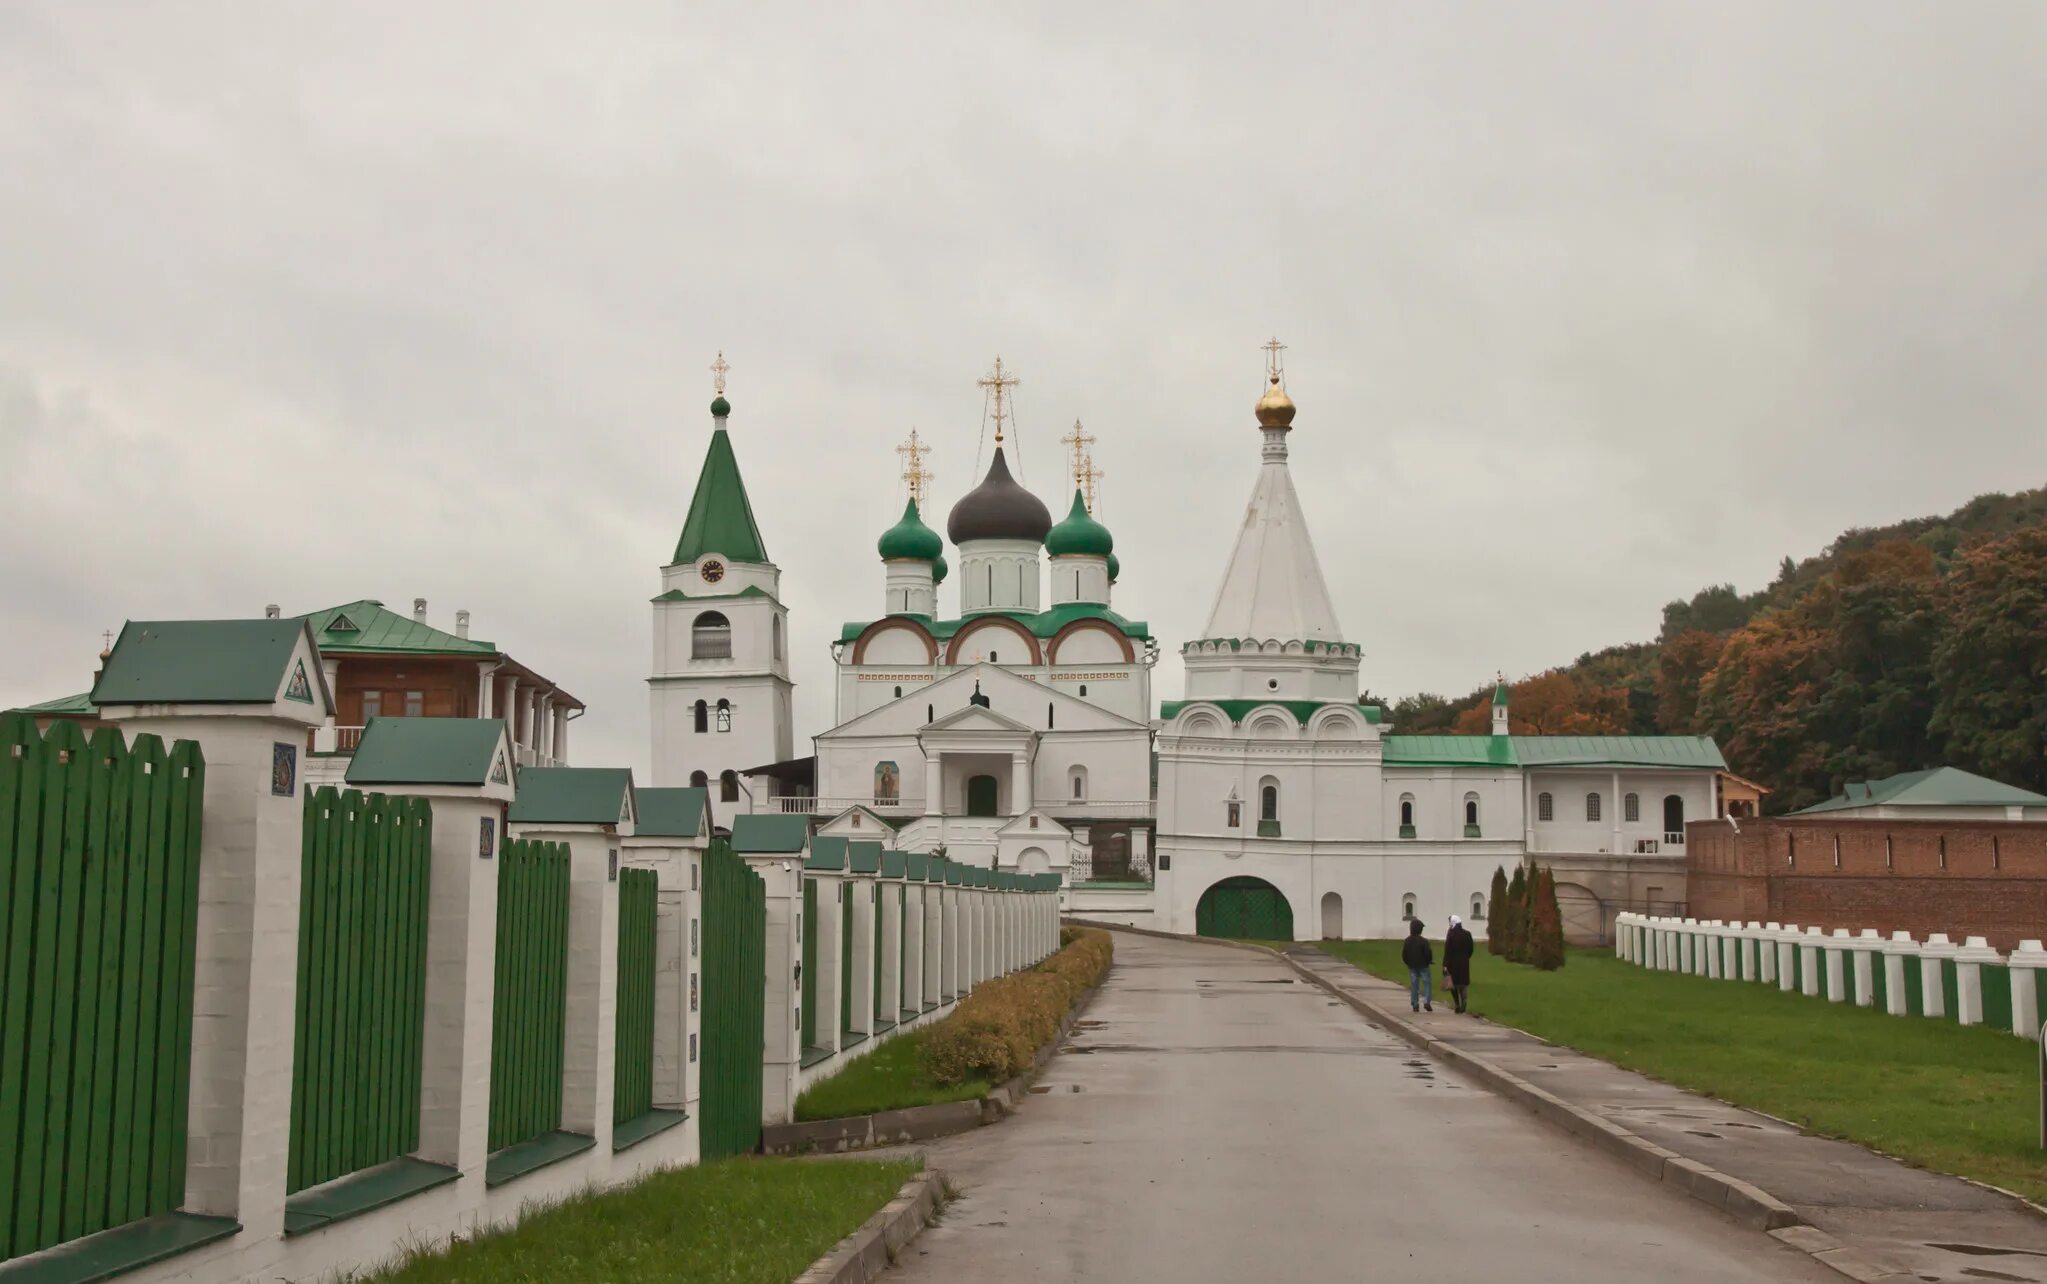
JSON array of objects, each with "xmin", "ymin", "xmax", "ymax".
[
  {"xmin": 1493, "ymin": 680, "xmax": 1509, "ymax": 707},
  {"xmin": 877, "ymin": 497, "xmax": 943, "ymax": 562},
  {"xmin": 1045, "ymin": 489, "xmax": 1113, "ymax": 558},
  {"xmin": 673, "ymin": 426, "xmax": 769, "ymax": 566}
]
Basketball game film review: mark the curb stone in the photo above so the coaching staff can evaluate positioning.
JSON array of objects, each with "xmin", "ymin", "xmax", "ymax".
[
  {"xmin": 792, "ymin": 1168, "xmax": 949, "ymax": 1284},
  {"xmin": 1077, "ymin": 924, "xmax": 1908, "ymax": 1284}
]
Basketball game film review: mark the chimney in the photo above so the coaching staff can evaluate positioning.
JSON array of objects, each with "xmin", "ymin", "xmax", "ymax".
[
  {"xmin": 456, "ymin": 609, "xmax": 471, "ymax": 639},
  {"xmin": 413, "ymin": 597, "xmax": 428, "ymax": 624},
  {"xmin": 264, "ymin": 604, "xmax": 280, "ymax": 619}
]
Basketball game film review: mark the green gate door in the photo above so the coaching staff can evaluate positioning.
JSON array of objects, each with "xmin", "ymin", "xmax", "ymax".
[
  {"xmin": 700, "ymin": 838, "xmax": 765, "ymax": 1160},
  {"xmin": 1195, "ymin": 877, "xmax": 1294, "ymax": 940},
  {"xmin": 965, "ymin": 775, "xmax": 999, "ymax": 817}
]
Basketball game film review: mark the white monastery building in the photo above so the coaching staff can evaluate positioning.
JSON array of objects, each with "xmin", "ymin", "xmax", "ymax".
[{"xmin": 649, "ymin": 348, "xmax": 1727, "ymax": 942}]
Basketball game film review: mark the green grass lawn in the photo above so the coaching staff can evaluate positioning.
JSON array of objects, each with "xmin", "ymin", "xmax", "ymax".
[
  {"xmin": 358, "ymin": 1156, "xmax": 919, "ymax": 1283},
  {"xmin": 1318, "ymin": 939, "xmax": 2047, "ymax": 1204},
  {"xmin": 793, "ymin": 1029, "xmax": 991, "ymax": 1122}
]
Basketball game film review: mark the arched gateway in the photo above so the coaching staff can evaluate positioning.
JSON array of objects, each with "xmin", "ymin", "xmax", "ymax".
[{"xmin": 1196, "ymin": 876, "xmax": 1294, "ymax": 940}]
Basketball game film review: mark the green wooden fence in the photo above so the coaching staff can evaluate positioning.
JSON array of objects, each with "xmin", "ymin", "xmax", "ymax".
[
  {"xmin": 699, "ymin": 838, "xmax": 764, "ymax": 1161},
  {"xmin": 288, "ymin": 788, "xmax": 433, "ymax": 1194},
  {"xmin": 800, "ymin": 877, "xmax": 818, "ymax": 1052},
  {"xmin": 613, "ymin": 868, "xmax": 657, "ymax": 1126},
  {"xmin": 488, "ymin": 838, "xmax": 570, "ymax": 1152},
  {"xmin": 0, "ymin": 716, "xmax": 203, "ymax": 1263}
]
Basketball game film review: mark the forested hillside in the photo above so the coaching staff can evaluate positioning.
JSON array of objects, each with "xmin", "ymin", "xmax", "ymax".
[{"xmin": 1386, "ymin": 487, "xmax": 2047, "ymax": 812}]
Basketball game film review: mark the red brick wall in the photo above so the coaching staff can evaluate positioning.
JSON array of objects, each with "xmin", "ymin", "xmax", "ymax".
[{"xmin": 1685, "ymin": 817, "xmax": 2047, "ymax": 951}]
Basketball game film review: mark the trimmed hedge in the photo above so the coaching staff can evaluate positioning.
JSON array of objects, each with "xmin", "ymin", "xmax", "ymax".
[{"xmin": 920, "ymin": 927, "xmax": 1113, "ymax": 1086}]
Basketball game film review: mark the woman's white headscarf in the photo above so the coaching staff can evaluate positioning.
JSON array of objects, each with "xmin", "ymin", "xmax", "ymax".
[{"xmin": 1449, "ymin": 915, "xmax": 1463, "ymax": 928}]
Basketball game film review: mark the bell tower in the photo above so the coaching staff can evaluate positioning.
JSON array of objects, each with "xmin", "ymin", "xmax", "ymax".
[{"xmin": 649, "ymin": 353, "xmax": 795, "ymax": 827}]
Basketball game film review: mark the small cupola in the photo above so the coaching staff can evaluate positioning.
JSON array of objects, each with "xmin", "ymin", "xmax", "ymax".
[
  {"xmin": 1045, "ymin": 490, "xmax": 1114, "ymax": 558},
  {"xmin": 878, "ymin": 496, "xmax": 942, "ymax": 617},
  {"xmin": 946, "ymin": 447, "xmax": 1052, "ymax": 546},
  {"xmin": 1046, "ymin": 489, "xmax": 1114, "ymax": 607}
]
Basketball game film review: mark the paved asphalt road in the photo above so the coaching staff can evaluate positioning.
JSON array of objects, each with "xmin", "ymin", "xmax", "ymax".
[{"xmin": 887, "ymin": 932, "xmax": 1836, "ymax": 1283}]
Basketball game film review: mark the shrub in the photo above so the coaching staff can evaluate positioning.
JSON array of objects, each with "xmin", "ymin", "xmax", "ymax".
[
  {"xmin": 1527, "ymin": 865, "xmax": 1566, "ymax": 971},
  {"xmin": 1485, "ymin": 866, "xmax": 1509, "ymax": 955},
  {"xmin": 920, "ymin": 928, "xmax": 1112, "ymax": 1086},
  {"xmin": 1502, "ymin": 865, "xmax": 1528, "ymax": 961}
]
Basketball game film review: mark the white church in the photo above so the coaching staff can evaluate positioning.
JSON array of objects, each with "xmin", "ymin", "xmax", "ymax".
[{"xmin": 650, "ymin": 351, "xmax": 1727, "ymax": 942}]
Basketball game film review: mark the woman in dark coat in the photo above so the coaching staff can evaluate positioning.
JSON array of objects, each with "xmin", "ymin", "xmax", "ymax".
[{"xmin": 1443, "ymin": 914, "xmax": 1476, "ymax": 1014}]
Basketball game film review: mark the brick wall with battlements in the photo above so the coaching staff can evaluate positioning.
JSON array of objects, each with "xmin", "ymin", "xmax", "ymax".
[{"xmin": 1686, "ymin": 816, "xmax": 2047, "ymax": 951}]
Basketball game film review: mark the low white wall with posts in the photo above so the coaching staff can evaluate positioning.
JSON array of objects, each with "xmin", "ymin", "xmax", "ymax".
[{"xmin": 1615, "ymin": 912, "xmax": 2046, "ymax": 1041}]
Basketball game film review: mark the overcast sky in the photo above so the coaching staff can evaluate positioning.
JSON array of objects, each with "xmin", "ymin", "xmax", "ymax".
[{"xmin": 5, "ymin": 2, "xmax": 2046, "ymax": 776}]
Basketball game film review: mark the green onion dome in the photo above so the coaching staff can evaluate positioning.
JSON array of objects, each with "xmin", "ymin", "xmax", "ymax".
[
  {"xmin": 1107, "ymin": 551, "xmax": 1120, "ymax": 582},
  {"xmin": 932, "ymin": 552, "xmax": 949, "ymax": 585},
  {"xmin": 1045, "ymin": 489, "xmax": 1114, "ymax": 558},
  {"xmin": 877, "ymin": 497, "xmax": 943, "ymax": 562},
  {"xmin": 711, "ymin": 394, "xmax": 731, "ymax": 418}
]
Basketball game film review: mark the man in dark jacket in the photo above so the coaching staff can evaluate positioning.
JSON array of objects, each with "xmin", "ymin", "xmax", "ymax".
[
  {"xmin": 1443, "ymin": 914, "xmax": 1476, "ymax": 1014},
  {"xmin": 1401, "ymin": 918, "xmax": 1434, "ymax": 1012}
]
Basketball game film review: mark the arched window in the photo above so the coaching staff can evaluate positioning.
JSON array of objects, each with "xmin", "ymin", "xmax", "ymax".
[
  {"xmin": 1078, "ymin": 684, "xmax": 1088, "ymax": 697},
  {"xmin": 692, "ymin": 699, "xmax": 708, "ymax": 734},
  {"xmin": 772, "ymin": 614, "xmax": 783, "ymax": 660},
  {"xmin": 1586, "ymin": 792, "xmax": 1602, "ymax": 822},
  {"xmin": 1663, "ymin": 794, "xmax": 1685, "ymax": 839},
  {"xmin": 1538, "ymin": 792, "xmax": 1553, "ymax": 822},
  {"xmin": 1069, "ymin": 765, "xmax": 1088, "ymax": 801},
  {"xmin": 719, "ymin": 769, "xmax": 738, "ymax": 802},
  {"xmin": 692, "ymin": 611, "xmax": 732, "ymax": 659},
  {"xmin": 989, "ymin": 650, "xmax": 998, "ymax": 663},
  {"xmin": 1471, "ymin": 893, "xmax": 1486, "ymax": 919},
  {"xmin": 1398, "ymin": 793, "xmax": 1416, "ymax": 837},
  {"xmin": 1463, "ymin": 791, "xmax": 1481, "ymax": 837},
  {"xmin": 715, "ymin": 698, "xmax": 731, "ymax": 733},
  {"xmin": 893, "ymin": 685, "xmax": 902, "ymax": 698},
  {"xmin": 1624, "ymin": 792, "xmax": 1641, "ymax": 823},
  {"xmin": 689, "ymin": 769, "xmax": 708, "ymax": 789},
  {"xmin": 1260, "ymin": 781, "xmax": 1279, "ymax": 822},
  {"xmin": 1401, "ymin": 894, "xmax": 1416, "ymax": 921},
  {"xmin": 926, "ymin": 704, "xmax": 934, "ymax": 723}
]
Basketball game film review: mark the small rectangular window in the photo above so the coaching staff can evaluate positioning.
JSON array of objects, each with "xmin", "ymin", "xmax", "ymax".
[
  {"xmin": 1938, "ymin": 835, "xmax": 1946, "ymax": 869},
  {"xmin": 1832, "ymin": 835, "xmax": 1840, "ymax": 868},
  {"xmin": 404, "ymin": 690, "xmax": 424, "ymax": 718},
  {"xmin": 360, "ymin": 690, "xmax": 382, "ymax": 722},
  {"xmin": 1586, "ymin": 793, "xmax": 1601, "ymax": 823}
]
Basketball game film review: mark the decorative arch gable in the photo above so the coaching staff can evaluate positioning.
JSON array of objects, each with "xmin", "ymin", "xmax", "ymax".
[
  {"xmin": 944, "ymin": 616, "xmax": 1043, "ymax": 667},
  {"xmin": 850, "ymin": 618, "xmax": 937, "ymax": 665},
  {"xmin": 1046, "ymin": 618, "xmax": 1134, "ymax": 665}
]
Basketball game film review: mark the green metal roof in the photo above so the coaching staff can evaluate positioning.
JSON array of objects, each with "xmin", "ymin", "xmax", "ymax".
[
  {"xmin": 10, "ymin": 692, "xmax": 97, "ymax": 716},
  {"xmin": 1792, "ymin": 767, "xmax": 2047, "ymax": 815},
  {"xmin": 1045, "ymin": 489, "xmax": 1113, "ymax": 558},
  {"xmin": 877, "ymin": 497, "xmax": 943, "ymax": 562},
  {"xmin": 848, "ymin": 840, "xmax": 882, "ymax": 874},
  {"xmin": 346, "ymin": 717, "xmax": 506, "ymax": 786},
  {"xmin": 299, "ymin": 600, "xmax": 496, "ymax": 656},
  {"xmin": 92, "ymin": 619, "xmax": 310, "ymax": 705},
  {"xmin": 1493, "ymin": 681, "xmax": 1510, "ymax": 707},
  {"xmin": 732, "ymin": 813, "xmax": 810, "ymax": 853},
  {"xmin": 650, "ymin": 585, "xmax": 771, "ymax": 604},
  {"xmin": 1162, "ymin": 699, "xmax": 1385, "ymax": 726},
  {"xmin": 1383, "ymin": 735, "xmax": 1520, "ymax": 767},
  {"xmin": 840, "ymin": 601, "xmax": 1150, "ymax": 643},
  {"xmin": 636, "ymin": 787, "xmax": 711, "ymax": 838},
  {"xmin": 673, "ymin": 428, "xmax": 769, "ymax": 566},
  {"xmin": 507, "ymin": 767, "xmax": 635, "ymax": 825},
  {"xmin": 1511, "ymin": 736, "xmax": 1725, "ymax": 770},
  {"xmin": 805, "ymin": 835, "xmax": 848, "ymax": 870}
]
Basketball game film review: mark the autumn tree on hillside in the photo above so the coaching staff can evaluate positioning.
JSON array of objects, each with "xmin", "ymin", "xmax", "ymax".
[
  {"xmin": 1931, "ymin": 526, "xmax": 2047, "ymax": 794},
  {"xmin": 1654, "ymin": 628, "xmax": 1727, "ymax": 732},
  {"xmin": 1453, "ymin": 670, "xmax": 1630, "ymax": 736}
]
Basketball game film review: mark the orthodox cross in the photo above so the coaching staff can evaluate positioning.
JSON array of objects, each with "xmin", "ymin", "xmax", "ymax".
[
  {"xmin": 1262, "ymin": 335, "xmax": 1287, "ymax": 383},
  {"xmin": 897, "ymin": 428, "xmax": 934, "ymax": 503},
  {"xmin": 1079, "ymin": 449, "xmax": 1105, "ymax": 513},
  {"xmin": 978, "ymin": 355, "xmax": 1019, "ymax": 445},
  {"xmin": 710, "ymin": 350, "xmax": 730, "ymax": 395},
  {"xmin": 1060, "ymin": 419, "xmax": 1096, "ymax": 490}
]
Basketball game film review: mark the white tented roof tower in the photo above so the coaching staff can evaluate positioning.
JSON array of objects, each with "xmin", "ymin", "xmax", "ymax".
[{"xmin": 1183, "ymin": 343, "xmax": 1362, "ymax": 703}]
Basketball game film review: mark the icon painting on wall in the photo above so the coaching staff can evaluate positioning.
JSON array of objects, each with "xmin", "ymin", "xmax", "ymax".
[
  {"xmin": 284, "ymin": 658, "xmax": 314, "ymax": 704},
  {"xmin": 271, "ymin": 742, "xmax": 297, "ymax": 797}
]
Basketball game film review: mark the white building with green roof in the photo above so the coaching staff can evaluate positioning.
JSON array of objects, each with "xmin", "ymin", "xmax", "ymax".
[{"xmin": 1150, "ymin": 363, "xmax": 1728, "ymax": 943}]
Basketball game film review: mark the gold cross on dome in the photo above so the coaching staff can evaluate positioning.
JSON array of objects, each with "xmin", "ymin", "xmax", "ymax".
[
  {"xmin": 978, "ymin": 355, "xmax": 1019, "ymax": 445},
  {"xmin": 1079, "ymin": 450, "xmax": 1105, "ymax": 513},
  {"xmin": 1060, "ymin": 419, "xmax": 1095, "ymax": 489},
  {"xmin": 710, "ymin": 350, "xmax": 730, "ymax": 395},
  {"xmin": 897, "ymin": 429, "xmax": 934, "ymax": 503},
  {"xmin": 1262, "ymin": 336, "xmax": 1287, "ymax": 382}
]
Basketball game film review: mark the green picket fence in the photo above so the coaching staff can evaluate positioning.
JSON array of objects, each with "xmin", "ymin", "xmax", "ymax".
[
  {"xmin": 288, "ymin": 787, "xmax": 433, "ymax": 1193},
  {"xmin": 699, "ymin": 838, "xmax": 764, "ymax": 1161},
  {"xmin": 488, "ymin": 838, "xmax": 570, "ymax": 1151},
  {"xmin": 800, "ymin": 877, "xmax": 818, "ymax": 1053},
  {"xmin": 0, "ymin": 716, "xmax": 203, "ymax": 1263},
  {"xmin": 612, "ymin": 868, "xmax": 657, "ymax": 1126}
]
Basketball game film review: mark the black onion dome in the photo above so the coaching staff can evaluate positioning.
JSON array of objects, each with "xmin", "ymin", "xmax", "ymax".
[{"xmin": 946, "ymin": 447, "xmax": 1052, "ymax": 544}]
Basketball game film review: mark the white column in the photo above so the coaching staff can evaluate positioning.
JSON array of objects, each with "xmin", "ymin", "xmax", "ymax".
[
  {"xmin": 2010, "ymin": 940, "xmax": 2045, "ymax": 1039},
  {"xmin": 415, "ymin": 793, "xmax": 502, "ymax": 1187},
  {"xmin": 1610, "ymin": 770, "xmax": 1622, "ymax": 854},
  {"xmin": 1921, "ymin": 934, "xmax": 1959, "ymax": 1018},
  {"xmin": 924, "ymin": 755, "xmax": 942, "ymax": 817},
  {"xmin": 1882, "ymin": 932, "xmax": 1915, "ymax": 1015},
  {"xmin": 1954, "ymin": 937, "xmax": 2001, "ymax": 1026},
  {"xmin": 1824, "ymin": 929, "xmax": 1849, "ymax": 1002},
  {"xmin": 1011, "ymin": 753, "xmax": 1032, "ymax": 815},
  {"xmin": 504, "ymin": 677, "xmax": 524, "ymax": 749},
  {"xmin": 558, "ymin": 829, "xmax": 618, "ymax": 1143},
  {"xmin": 554, "ymin": 706, "xmax": 570, "ymax": 764},
  {"xmin": 477, "ymin": 664, "xmax": 496, "ymax": 719}
]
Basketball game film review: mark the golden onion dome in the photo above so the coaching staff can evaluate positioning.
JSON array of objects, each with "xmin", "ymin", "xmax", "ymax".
[{"xmin": 1255, "ymin": 374, "xmax": 1296, "ymax": 429}]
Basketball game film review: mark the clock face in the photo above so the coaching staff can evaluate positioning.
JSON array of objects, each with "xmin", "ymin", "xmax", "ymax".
[{"xmin": 700, "ymin": 559, "xmax": 726, "ymax": 584}]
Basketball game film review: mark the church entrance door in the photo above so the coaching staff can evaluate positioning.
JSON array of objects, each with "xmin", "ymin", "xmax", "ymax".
[
  {"xmin": 966, "ymin": 774, "xmax": 1000, "ymax": 817},
  {"xmin": 1196, "ymin": 877, "xmax": 1294, "ymax": 940}
]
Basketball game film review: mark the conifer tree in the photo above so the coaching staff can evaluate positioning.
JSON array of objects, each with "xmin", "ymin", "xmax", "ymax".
[
  {"xmin": 1486, "ymin": 866, "xmax": 1509, "ymax": 955},
  {"xmin": 1528, "ymin": 865, "xmax": 1566, "ymax": 970},
  {"xmin": 1502, "ymin": 864, "xmax": 1528, "ymax": 962}
]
